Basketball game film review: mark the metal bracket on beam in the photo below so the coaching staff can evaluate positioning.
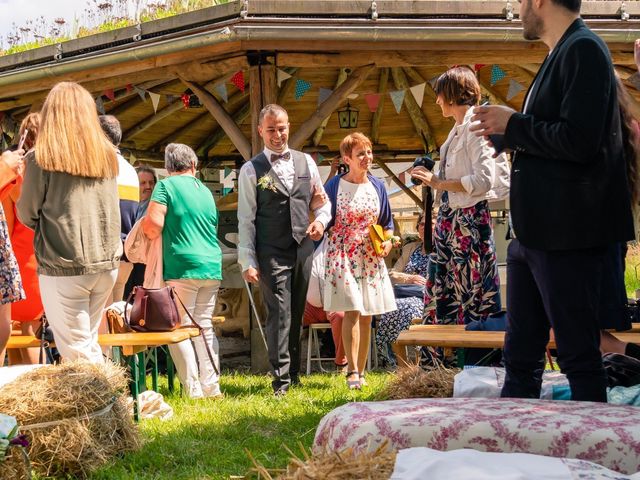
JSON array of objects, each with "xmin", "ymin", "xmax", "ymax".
[
  {"xmin": 505, "ymin": 1, "xmax": 514, "ymax": 21},
  {"xmin": 371, "ymin": 1, "xmax": 379, "ymax": 21},
  {"xmin": 621, "ymin": 1, "xmax": 630, "ymax": 21},
  {"xmin": 240, "ymin": 0, "xmax": 249, "ymax": 19},
  {"xmin": 133, "ymin": 23, "xmax": 142, "ymax": 41},
  {"xmin": 53, "ymin": 43, "xmax": 63, "ymax": 61}
]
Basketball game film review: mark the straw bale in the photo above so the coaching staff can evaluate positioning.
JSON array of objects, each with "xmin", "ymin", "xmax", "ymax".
[
  {"xmin": 378, "ymin": 364, "xmax": 460, "ymax": 400},
  {"xmin": 249, "ymin": 442, "xmax": 397, "ymax": 480},
  {"xmin": 0, "ymin": 362, "xmax": 140, "ymax": 478},
  {"xmin": 0, "ymin": 447, "xmax": 30, "ymax": 480}
]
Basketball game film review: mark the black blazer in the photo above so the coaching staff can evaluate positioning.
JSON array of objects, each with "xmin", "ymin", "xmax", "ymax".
[{"xmin": 505, "ymin": 19, "xmax": 634, "ymax": 251}]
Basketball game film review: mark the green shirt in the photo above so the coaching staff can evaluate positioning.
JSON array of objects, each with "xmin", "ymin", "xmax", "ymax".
[{"xmin": 151, "ymin": 175, "xmax": 222, "ymax": 280}]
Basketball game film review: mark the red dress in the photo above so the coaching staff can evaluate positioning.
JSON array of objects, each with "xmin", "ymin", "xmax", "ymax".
[{"xmin": 2, "ymin": 197, "xmax": 43, "ymax": 322}]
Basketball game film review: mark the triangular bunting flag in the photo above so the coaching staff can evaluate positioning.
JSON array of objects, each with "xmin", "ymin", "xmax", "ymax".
[
  {"xmin": 231, "ymin": 71, "xmax": 245, "ymax": 93},
  {"xmin": 125, "ymin": 83, "xmax": 133, "ymax": 93},
  {"xmin": 104, "ymin": 89, "xmax": 115, "ymax": 101},
  {"xmin": 409, "ymin": 83, "xmax": 426, "ymax": 107},
  {"xmin": 506, "ymin": 79, "xmax": 525, "ymax": 101},
  {"xmin": 385, "ymin": 176, "xmax": 393, "ymax": 187},
  {"xmin": 318, "ymin": 87, "xmax": 333, "ymax": 106},
  {"xmin": 427, "ymin": 75, "xmax": 439, "ymax": 90},
  {"xmin": 294, "ymin": 79, "xmax": 312, "ymax": 100},
  {"xmin": 474, "ymin": 64, "xmax": 487, "ymax": 72},
  {"xmin": 628, "ymin": 72, "xmax": 640, "ymax": 91},
  {"xmin": 134, "ymin": 86, "xmax": 147, "ymax": 102},
  {"xmin": 365, "ymin": 93, "xmax": 381, "ymax": 112},
  {"xmin": 490, "ymin": 65, "xmax": 507, "ymax": 86},
  {"xmin": 95, "ymin": 96, "xmax": 105, "ymax": 114},
  {"xmin": 316, "ymin": 152, "xmax": 325, "ymax": 165},
  {"xmin": 389, "ymin": 90, "xmax": 405, "ymax": 114},
  {"xmin": 399, "ymin": 172, "xmax": 407, "ymax": 184},
  {"xmin": 149, "ymin": 91, "xmax": 161, "ymax": 114},
  {"xmin": 224, "ymin": 167, "xmax": 231, "ymax": 177},
  {"xmin": 214, "ymin": 83, "xmax": 228, "ymax": 103},
  {"xmin": 277, "ymin": 68, "xmax": 292, "ymax": 87}
]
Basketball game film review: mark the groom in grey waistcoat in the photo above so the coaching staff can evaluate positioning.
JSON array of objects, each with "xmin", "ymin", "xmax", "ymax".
[{"xmin": 237, "ymin": 104, "xmax": 332, "ymax": 395}]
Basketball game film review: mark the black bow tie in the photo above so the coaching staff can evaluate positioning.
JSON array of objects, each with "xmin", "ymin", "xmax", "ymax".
[{"xmin": 270, "ymin": 151, "xmax": 291, "ymax": 163}]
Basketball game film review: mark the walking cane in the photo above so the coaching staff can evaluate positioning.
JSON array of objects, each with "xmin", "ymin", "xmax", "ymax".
[{"xmin": 242, "ymin": 278, "xmax": 270, "ymax": 353}]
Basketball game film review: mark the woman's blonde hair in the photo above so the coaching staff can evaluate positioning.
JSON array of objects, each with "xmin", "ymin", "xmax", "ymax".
[{"xmin": 36, "ymin": 82, "xmax": 118, "ymax": 178}]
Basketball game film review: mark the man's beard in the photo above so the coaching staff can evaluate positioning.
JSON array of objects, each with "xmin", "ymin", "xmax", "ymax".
[{"xmin": 521, "ymin": 2, "xmax": 543, "ymax": 41}]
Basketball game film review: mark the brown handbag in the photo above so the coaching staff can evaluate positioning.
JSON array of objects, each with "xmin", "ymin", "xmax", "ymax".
[
  {"xmin": 125, "ymin": 286, "xmax": 181, "ymax": 332},
  {"xmin": 124, "ymin": 285, "xmax": 220, "ymax": 376}
]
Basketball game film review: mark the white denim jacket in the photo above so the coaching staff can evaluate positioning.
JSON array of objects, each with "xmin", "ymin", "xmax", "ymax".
[{"xmin": 438, "ymin": 107, "xmax": 510, "ymax": 210}]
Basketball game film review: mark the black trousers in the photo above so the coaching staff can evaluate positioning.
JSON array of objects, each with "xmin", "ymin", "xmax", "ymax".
[
  {"xmin": 501, "ymin": 239, "xmax": 608, "ymax": 402},
  {"xmin": 257, "ymin": 237, "xmax": 313, "ymax": 392}
]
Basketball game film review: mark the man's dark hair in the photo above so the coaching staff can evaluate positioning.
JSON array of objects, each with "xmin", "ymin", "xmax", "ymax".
[
  {"xmin": 551, "ymin": 0, "xmax": 581, "ymax": 13},
  {"xmin": 98, "ymin": 115, "xmax": 122, "ymax": 146},
  {"xmin": 136, "ymin": 165, "xmax": 157, "ymax": 184}
]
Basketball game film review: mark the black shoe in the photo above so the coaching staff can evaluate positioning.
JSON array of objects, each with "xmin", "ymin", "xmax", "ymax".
[
  {"xmin": 273, "ymin": 388, "xmax": 288, "ymax": 397},
  {"xmin": 290, "ymin": 375, "xmax": 301, "ymax": 387}
]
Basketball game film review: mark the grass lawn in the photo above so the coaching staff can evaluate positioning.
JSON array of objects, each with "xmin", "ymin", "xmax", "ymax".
[{"xmin": 89, "ymin": 370, "xmax": 393, "ymax": 479}]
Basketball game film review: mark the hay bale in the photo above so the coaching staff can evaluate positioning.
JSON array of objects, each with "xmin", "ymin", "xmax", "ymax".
[
  {"xmin": 378, "ymin": 364, "xmax": 460, "ymax": 400},
  {"xmin": 0, "ymin": 362, "xmax": 140, "ymax": 478},
  {"xmin": 0, "ymin": 447, "xmax": 30, "ymax": 480},
  {"xmin": 249, "ymin": 442, "xmax": 397, "ymax": 480}
]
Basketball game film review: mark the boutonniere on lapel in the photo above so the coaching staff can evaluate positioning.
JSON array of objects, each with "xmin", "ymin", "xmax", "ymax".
[{"xmin": 257, "ymin": 174, "xmax": 277, "ymax": 192}]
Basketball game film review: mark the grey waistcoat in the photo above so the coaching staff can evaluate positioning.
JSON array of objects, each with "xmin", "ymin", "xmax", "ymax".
[{"xmin": 252, "ymin": 150, "xmax": 312, "ymax": 250}]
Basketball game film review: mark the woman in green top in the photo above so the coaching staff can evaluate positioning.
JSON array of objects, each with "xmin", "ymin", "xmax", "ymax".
[{"xmin": 142, "ymin": 143, "xmax": 223, "ymax": 399}]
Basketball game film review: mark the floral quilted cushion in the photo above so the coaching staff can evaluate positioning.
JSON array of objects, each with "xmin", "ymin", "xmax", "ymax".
[{"xmin": 313, "ymin": 398, "xmax": 640, "ymax": 474}]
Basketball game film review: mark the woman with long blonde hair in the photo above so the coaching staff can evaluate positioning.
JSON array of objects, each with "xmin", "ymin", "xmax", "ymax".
[{"xmin": 17, "ymin": 82, "xmax": 121, "ymax": 364}]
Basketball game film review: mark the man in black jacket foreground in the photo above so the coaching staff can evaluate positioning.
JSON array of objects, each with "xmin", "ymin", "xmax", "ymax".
[{"xmin": 471, "ymin": 0, "xmax": 634, "ymax": 401}]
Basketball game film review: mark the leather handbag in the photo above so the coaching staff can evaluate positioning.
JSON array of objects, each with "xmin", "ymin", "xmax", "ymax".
[
  {"xmin": 602, "ymin": 352, "xmax": 640, "ymax": 388},
  {"xmin": 124, "ymin": 285, "xmax": 220, "ymax": 376},
  {"xmin": 125, "ymin": 286, "xmax": 181, "ymax": 332},
  {"xmin": 368, "ymin": 224, "xmax": 386, "ymax": 256}
]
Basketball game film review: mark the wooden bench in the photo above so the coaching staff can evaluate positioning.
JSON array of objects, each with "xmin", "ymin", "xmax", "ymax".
[{"xmin": 396, "ymin": 326, "xmax": 640, "ymax": 366}]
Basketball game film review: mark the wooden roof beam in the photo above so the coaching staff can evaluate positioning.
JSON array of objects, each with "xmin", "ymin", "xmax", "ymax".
[
  {"xmin": 391, "ymin": 67, "xmax": 437, "ymax": 152},
  {"xmin": 289, "ymin": 64, "xmax": 375, "ymax": 150},
  {"xmin": 371, "ymin": 67, "xmax": 389, "ymax": 145},
  {"xmin": 312, "ymin": 67, "xmax": 349, "ymax": 147},
  {"xmin": 180, "ymin": 75, "xmax": 252, "ymax": 160},
  {"xmin": 477, "ymin": 80, "xmax": 517, "ymax": 109}
]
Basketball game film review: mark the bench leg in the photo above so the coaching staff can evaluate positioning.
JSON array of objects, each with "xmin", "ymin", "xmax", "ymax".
[
  {"xmin": 151, "ymin": 347, "xmax": 159, "ymax": 392},
  {"xmin": 137, "ymin": 351, "xmax": 146, "ymax": 393},
  {"xmin": 396, "ymin": 342, "xmax": 410, "ymax": 368},
  {"xmin": 127, "ymin": 355, "xmax": 140, "ymax": 422},
  {"xmin": 167, "ymin": 348, "xmax": 175, "ymax": 394}
]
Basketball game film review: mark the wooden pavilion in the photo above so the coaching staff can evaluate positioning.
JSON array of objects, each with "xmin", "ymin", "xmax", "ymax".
[{"xmin": 1, "ymin": 0, "xmax": 640, "ymax": 204}]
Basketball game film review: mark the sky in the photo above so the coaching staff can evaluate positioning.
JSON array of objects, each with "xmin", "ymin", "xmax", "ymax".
[{"xmin": 0, "ymin": 0, "xmax": 85, "ymax": 38}]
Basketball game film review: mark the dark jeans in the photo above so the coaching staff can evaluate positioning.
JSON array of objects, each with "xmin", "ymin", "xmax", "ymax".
[{"xmin": 501, "ymin": 239, "xmax": 608, "ymax": 402}]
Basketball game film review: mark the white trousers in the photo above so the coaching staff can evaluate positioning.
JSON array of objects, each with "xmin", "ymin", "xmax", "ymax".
[
  {"xmin": 110, "ymin": 261, "xmax": 134, "ymax": 303},
  {"xmin": 167, "ymin": 279, "xmax": 221, "ymax": 398},
  {"xmin": 39, "ymin": 269, "xmax": 118, "ymax": 364}
]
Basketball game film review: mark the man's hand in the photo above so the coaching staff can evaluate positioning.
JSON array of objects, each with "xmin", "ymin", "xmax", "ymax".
[
  {"xmin": 243, "ymin": 267, "xmax": 260, "ymax": 284},
  {"xmin": 635, "ymin": 39, "xmax": 640, "ymax": 73},
  {"xmin": 306, "ymin": 220, "xmax": 325, "ymax": 241},
  {"xmin": 410, "ymin": 166, "xmax": 436, "ymax": 187},
  {"xmin": 1, "ymin": 149, "xmax": 25, "ymax": 176},
  {"xmin": 470, "ymin": 105, "xmax": 516, "ymax": 137}
]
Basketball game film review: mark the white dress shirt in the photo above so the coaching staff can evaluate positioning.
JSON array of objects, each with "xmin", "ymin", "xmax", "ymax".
[{"xmin": 237, "ymin": 147, "xmax": 332, "ymax": 271}]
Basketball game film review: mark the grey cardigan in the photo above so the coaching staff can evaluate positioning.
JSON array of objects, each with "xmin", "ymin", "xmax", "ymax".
[{"xmin": 17, "ymin": 152, "xmax": 122, "ymax": 276}]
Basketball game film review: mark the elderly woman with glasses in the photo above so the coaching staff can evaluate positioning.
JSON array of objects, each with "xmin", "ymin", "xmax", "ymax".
[
  {"xmin": 142, "ymin": 143, "xmax": 224, "ymax": 399},
  {"xmin": 375, "ymin": 213, "xmax": 432, "ymax": 367}
]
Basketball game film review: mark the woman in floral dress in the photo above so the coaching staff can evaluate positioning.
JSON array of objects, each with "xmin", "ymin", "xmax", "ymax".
[
  {"xmin": 412, "ymin": 66, "xmax": 509, "ymax": 325},
  {"xmin": 324, "ymin": 133, "xmax": 397, "ymax": 389},
  {"xmin": 376, "ymin": 214, "xmax": 432, "ymax": 366}
]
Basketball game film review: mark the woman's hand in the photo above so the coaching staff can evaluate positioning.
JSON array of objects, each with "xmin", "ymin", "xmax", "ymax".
[
  {"xmin": 410, "ymin": 166, "xmax": 437, "ymax": 187},
  {"xmin": 1, "ymin": 149, "xmax": 25, "ymax": 176},
  {"xmin": 407, "ymin": 274, "xmax": 427, "ymax": 286},
  {"xmin": 380, "ymin": 240, "xmax": 393, "ymax": 257}
]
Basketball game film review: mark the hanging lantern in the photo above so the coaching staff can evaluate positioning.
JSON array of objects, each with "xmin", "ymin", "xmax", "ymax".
[{"xmin": 337, "ymin": 101, "xmax": 359, "ymax": 129}]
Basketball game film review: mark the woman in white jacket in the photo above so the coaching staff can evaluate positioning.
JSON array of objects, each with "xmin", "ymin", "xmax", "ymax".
[{"xmin": 412, "ymin": 66, "xmax": 509, "ymax": 325}]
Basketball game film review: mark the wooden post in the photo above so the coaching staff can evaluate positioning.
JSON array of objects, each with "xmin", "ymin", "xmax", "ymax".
[
  {"xmin": 250, "ymin": 62, "xmax": 277, "ymax": 156},
  {"xmin": 371, "ymin": 68, "xmax": 389, "ymax": 144},
  {"xmin": 179, "ymin": 75, "xmax": 252, "ymax": 161},
  {"xmin": 373, "ymin": 158, "xmax": 423, "ymax": 209}
]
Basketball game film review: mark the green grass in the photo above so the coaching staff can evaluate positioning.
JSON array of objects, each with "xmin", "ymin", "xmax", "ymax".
[
  {"xmin": 89, "ymin": 370, "xmax": 392, "ymax": 480},
  {"xmin": 626, "ymin": 247, "xmax": 640, "ymax": 298}
]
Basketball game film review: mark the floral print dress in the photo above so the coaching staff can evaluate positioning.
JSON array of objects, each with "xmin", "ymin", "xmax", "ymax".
[
  {"xmin": 0, "ymin": 203, "xmax": 25, "ymax": 305},
  {"xmin": 323, "ymin": 179, "xmax": 396, "ymax": 316}
]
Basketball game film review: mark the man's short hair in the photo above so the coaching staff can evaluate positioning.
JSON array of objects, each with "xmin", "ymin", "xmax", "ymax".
[
  {"xmin": 136, "ymin": 165, "xmax": 157, "ymax": 184},
  {"xmin": 98, "ymin": 115, "xmax": 122, "ymax": 146},
  {"xmin": 258, "ymin": 104, "xmax": 288, "ymax": 125},
  {"xmin": 551, "ymin": 0, "xmax": 581, "ymax": 13}
]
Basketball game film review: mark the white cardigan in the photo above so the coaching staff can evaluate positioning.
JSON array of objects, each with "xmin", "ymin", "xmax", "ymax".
[
  {"xmin": 438, "ymin": 107, "xmax": 510, "ymax": 210},
  {"xmin": 124, "ymin": 219, "xmax": 164, "ymax": 288}
]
